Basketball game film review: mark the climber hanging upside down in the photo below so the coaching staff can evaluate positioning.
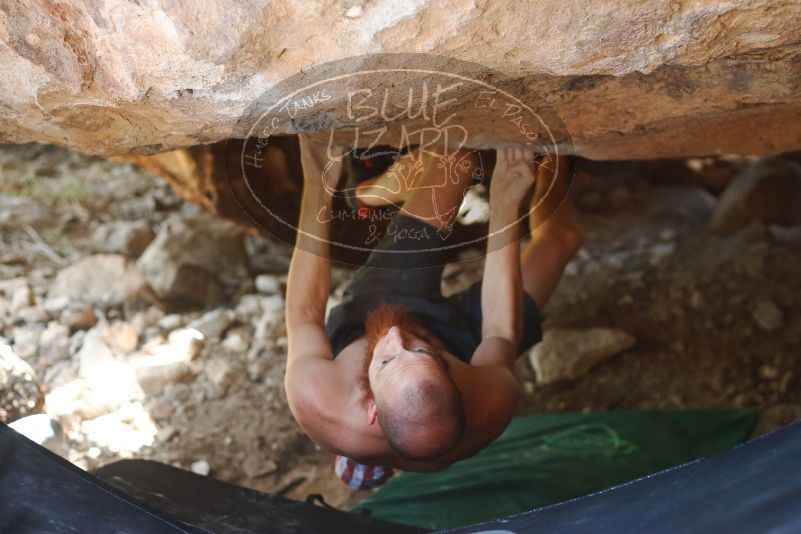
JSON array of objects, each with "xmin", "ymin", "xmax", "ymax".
[{"xmin": 283, "ymin": 134, "xmax": 582, "ymax": 489}]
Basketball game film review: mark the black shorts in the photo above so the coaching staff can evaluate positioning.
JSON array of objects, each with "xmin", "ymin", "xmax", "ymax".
[{"xmin": 325, "ymin": 215, "xmax": 542, "ymax": 363}]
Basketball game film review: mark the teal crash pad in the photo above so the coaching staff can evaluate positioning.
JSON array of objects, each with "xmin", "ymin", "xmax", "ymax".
[{"xmin": 351, "ymin": 410, "xmax": 757, "ymax": 530}]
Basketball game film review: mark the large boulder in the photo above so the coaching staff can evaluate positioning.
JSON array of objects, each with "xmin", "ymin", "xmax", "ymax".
[
  {"xmin": 711, "ymin": 157, "xmax": 801, "ymax": 234},
  {"xmin": 48, "ymin": 254, "xmax": 149, "ymax": 308},
  {"xmin": 136, "ymin": 210, "xmax": 249, "ymax": 307},
  {"xmin": 1, "ymin": 1, "xmax": 800, "ymax": 161},
  {"xmin": 528, "ymin": 327, "xmax": 636, "ymax": 385}
]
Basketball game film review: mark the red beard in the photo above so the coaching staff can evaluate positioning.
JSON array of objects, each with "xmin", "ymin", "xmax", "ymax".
[
  {"xmin": 364, "ymin": 303, "xmax": 422, "ymax": 358},
  {"xmin": 365, "ymin": 303, "xmax": 450, "ymax": 356},
  {"xmin": 359, "ymin": 303, "xmax": 450, "ymax": 398}
]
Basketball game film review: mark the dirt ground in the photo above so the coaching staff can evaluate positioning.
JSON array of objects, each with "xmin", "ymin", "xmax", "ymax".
[{"xmin": 1, "ymin": 143, "xmax": 799, "ymax": 509}]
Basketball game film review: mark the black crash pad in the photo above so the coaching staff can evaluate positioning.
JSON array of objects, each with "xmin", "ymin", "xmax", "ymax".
[
  {"xmin": 444, "ymin": 419, "xmax": 801, "ymax": 533},
  {"xmin": 0, "ymin": 422, "xmax": 416, "ymax": 533}
]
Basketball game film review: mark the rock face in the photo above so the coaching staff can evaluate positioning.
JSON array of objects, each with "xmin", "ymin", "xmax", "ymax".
[{"xmin": 1, "ymin": 1, "xmax": 801, "ymax": 160}]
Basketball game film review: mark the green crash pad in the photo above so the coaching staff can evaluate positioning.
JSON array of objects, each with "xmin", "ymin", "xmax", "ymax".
[{"xmin": 351, "ymin": 410, "xmax": 757, "ymax": 530}]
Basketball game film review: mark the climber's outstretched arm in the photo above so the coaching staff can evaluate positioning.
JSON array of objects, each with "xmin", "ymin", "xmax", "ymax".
[
  {"xmin": 471, "ymin": 148, "xmax": 536, "ymax": 371},
  {"xmin": 285, "ymin": 135, "xmax": 344, "ymax": 366}
]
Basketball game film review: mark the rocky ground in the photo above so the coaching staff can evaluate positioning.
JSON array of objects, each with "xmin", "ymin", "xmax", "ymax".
[{"xmin": 1, "ymin": 143, "xmax": 800, "ymax": 509}]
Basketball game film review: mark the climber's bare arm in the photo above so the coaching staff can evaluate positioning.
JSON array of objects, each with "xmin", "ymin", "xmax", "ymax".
[
  {"xmin": 285, "ymin": 134, "xmax": 344, "ymax": 373},
  {"xmin": 471, "ymin": 148, "xmax": 536, "ymax": 371},
  {"xmin": 285, "ymin": 135, "xmax": 349, "ymax": 430}
]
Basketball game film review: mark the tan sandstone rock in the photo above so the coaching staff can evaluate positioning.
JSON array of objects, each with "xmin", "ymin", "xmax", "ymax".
[
  {"xmin": 1, "ymin": 1, "xmax": 800, "ymax": 160},
  {"xmin": 529, "ymin": 327, "xmax": 637, "ymax": 385}
]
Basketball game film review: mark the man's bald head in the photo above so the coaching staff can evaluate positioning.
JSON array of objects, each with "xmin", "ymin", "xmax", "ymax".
[{"xmin": 376, "ymin": 375, "xmax": 465, "ymax": 461}]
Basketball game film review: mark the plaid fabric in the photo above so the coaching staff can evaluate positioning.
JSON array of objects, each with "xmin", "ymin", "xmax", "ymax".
[{"xmin": 334, "ymin": 455, "xmax": 394, "ymax": 490}]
